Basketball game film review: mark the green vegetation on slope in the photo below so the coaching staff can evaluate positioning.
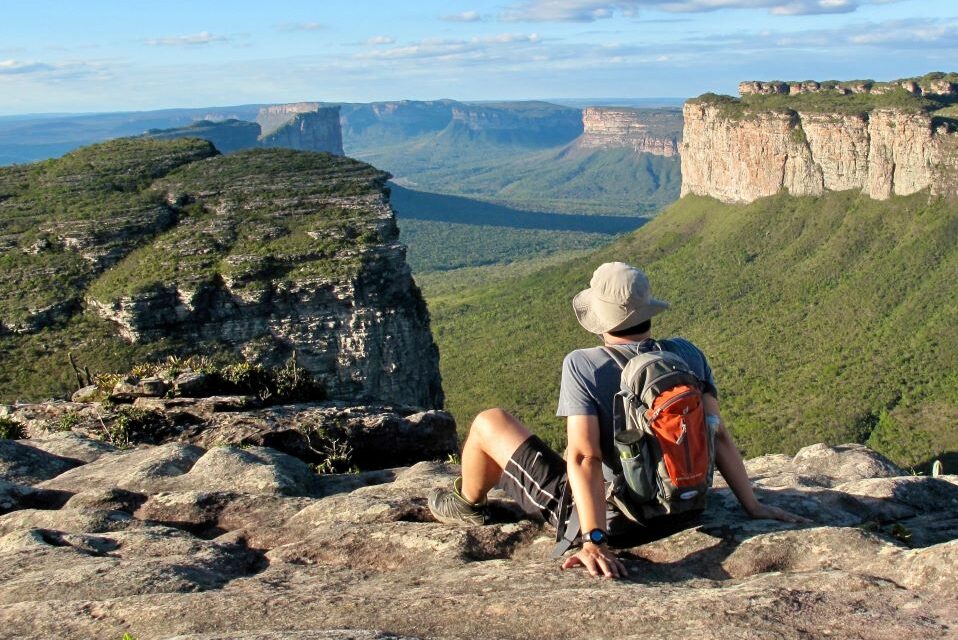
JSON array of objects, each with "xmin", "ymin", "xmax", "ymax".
[
  {"xmin": 0, "ymin": 138, "xmax": 397, "ymax": 403},
  {"xmin": 89, "ymin": 148, "xmax": 388, "ymax": 300},
  {"xmin": 0, "ymin": 137, "xmax": 216, "ymax": 331},
  {"xmin": 399, "ymin": 219, "xmax": 610, "ymax": 273},
  {"xmin": 429, "ymin": 191, "xmax": 958, "ymax": 469},
  {"xmin": 694, "ymin": 72, "xmax": 958, "ymax": 119}
]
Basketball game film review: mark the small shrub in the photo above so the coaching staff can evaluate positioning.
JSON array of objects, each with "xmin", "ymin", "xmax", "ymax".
[
  {"xmin": 93, "ymin": 372, "xmax": 123, "ymax": 395},
  {"xmin": 55, "ymin": 410, "xmax": 82, "ymax": 432},
  {"xmin": 272, "ymin": 355, "xmax": 325, "ymax": 403},
  {"xmin": 299, "ymin": 423, "xmax": 356, "ymax": 474},
  {"xmin": 0, "ymin": 417, "xmax": 26, "ymax": 440},
  {"xmin": 105, "ymin": 407, "xmax": 174, "ymax": 447}
]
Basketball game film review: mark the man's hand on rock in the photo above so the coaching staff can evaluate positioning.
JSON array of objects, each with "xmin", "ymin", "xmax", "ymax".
[
  {"xmin": 561, "ymin": 542, "xmax": 628, "ymax": 579},
  {"xmin": 747, "ymin": 502, "xmax": 812, "ymax": 524}
]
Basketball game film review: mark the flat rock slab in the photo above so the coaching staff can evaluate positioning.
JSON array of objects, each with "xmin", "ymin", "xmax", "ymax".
[
  {"xmin": 21, "ymin": 431, "xmax": 117, "ymax": 463},
  {"xmin": 0, "ymin": 438, "xmax": 956, "ymax": 640},
  {"xmin": 162, "ymin": 632, "xmax": 419, "ymax": 640},
  {"xmin": 0, "ymin": 439, "xmax": 82, "ymax": 485}
]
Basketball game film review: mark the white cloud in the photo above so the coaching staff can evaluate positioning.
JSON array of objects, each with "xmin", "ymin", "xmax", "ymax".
[
  {"xmin": 441, "ymin": 11, "xmax": 484, "ymax": 22},
  {"xmin": 367, "ymin": 35, "xmax": 396, "ymax": 45},
  {"xmin": 145, "ymin": 31, "xmax": 227, "ymax": 46},
  {"xmin": 356, "ymin": 33, "xmax": 545, "ymax": 62},
  {"xmin": 277, "ymin": 22, "xmax": 324, "ymax": 32},
  {"xmin": 499, "ymin": 0, "xmax": 895, "ymax": 21},
  {"xmin": 0, "ymin": 59, "xmax": 54, "ymax": 75}
]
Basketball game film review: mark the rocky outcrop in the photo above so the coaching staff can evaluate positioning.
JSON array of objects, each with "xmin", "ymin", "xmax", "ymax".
[
  {"xmin": 681, "ymin": 100, "xmax": 958, "ymax": 203},
  {"xmin": 0, "ymin": 139, "xmax": 443, "ymax": 410},
  {"xmin": 0, "ymin": 435, "xmax": 955, "ymax": 639},
  {"xmin": 84, "ymin": 149, "xmax": 442, "ymax": 408},
  {"xmin": 0, "ymin": 397, "xmax": 458, "ymax": 472},
  {"xmin": 740, "ymin": 74, "xmax": 958, "ymax": 97},
  {"xmin": 256, "ymin": 104, "xmax": 344, "ymax": 155},
  {"xmin": 575, "ymin": 107, "xmax": 681, "ymax": 156}
]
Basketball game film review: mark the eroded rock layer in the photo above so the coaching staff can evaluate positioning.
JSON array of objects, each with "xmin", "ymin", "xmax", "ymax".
[
  {"xmin": 576, "ymin": 107, "xmax": 681, "ymax": 157},
  {"xmin": 0, "ymin": 435, "xmax": 955, "ymax": 639},
  {"xmin": 681, "ymin": 82, "xmax": 958, "ymax": 203}
]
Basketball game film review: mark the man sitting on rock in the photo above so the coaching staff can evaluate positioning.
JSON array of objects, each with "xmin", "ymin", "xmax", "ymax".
[{"xmin": 429, "ymin": 261, "xmax": 808, "ymax": 579}]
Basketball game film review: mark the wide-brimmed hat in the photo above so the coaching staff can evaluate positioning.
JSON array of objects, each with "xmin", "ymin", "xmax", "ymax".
[{"xmin": 572, "ymin": 262, "xmax": 669, "ymax": 335}]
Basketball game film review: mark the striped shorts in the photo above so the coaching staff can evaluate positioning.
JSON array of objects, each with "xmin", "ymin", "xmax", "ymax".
[{"xmin": 495, "ymin": 435, "xmax": 568, "ymax": 528}]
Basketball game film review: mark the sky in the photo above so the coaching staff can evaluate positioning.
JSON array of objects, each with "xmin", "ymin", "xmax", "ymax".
[{"xmin": 0, "ymin": 0, "xmax": 954, "ymax": 115}]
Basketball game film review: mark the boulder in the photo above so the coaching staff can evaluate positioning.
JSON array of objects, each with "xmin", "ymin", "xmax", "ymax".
[
  {"xmin": 111, "ymin": 376, "xmax": 170, "ymax": 401},
  {"xmin": 71, "ymin": 385, "xmax": 100, "ymax": 403}
]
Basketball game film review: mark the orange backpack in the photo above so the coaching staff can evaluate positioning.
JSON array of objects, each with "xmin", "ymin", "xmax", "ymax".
[{"xmin": 604, "ymin": 343, "xmax": 717, "ymax": 522}]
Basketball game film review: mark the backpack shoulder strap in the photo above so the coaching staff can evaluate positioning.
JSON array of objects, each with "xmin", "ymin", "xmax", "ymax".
[
  {"xmin": 602, "ymin": 338, "xmax": 661, "ymax": 369},
  {"xmin": 601, "ymin": 345, "xmax": 633, "ymax": 370}
]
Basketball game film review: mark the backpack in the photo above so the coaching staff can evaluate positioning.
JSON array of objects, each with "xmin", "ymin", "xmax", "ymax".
[
  {"xmin": 604, "ymin": 343, "xmax": 717, "ymax": 523},
  {"xmin": 551, "ymin": 341, "xmax": 717, "ymax": 558}
]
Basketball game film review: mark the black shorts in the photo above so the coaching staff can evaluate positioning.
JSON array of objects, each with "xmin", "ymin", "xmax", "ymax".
[
  {"xmin": 494, "ymin": 435, "xmax": 568, "ymax": 528},
  {"xmin": 494, "ymin": 435, "xmax": 704, "ymax": 541}
]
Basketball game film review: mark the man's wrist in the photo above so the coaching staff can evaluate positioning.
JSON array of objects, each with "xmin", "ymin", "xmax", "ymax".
[{"xmin": 582, "ymin": 528, "xmax": 608, "ymax": 546}]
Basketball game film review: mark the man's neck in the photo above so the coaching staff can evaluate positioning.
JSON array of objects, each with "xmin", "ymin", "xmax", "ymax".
[{"xmin": 602, "ymin": 331, "xmax": 652, "ymax": 346}]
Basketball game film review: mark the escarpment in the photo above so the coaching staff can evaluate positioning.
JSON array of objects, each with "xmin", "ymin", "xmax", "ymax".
[
  {"xmin": 681, "ymin": 73, "xmax": 958, "ymax": 203},
  {"xmin": 257, "ymin": 103, "xmax": 345, "ymax": 155},
  {"xmin": 145, "ymin": 103, "xmax": 345, "ymax": 157},
  {"xmin": 0, "ymin": 138, "xmax": 442, "ymax": 409},
  {"xmin": 575, "ymin": 107, "xmax": 681, "ymax": 157}
]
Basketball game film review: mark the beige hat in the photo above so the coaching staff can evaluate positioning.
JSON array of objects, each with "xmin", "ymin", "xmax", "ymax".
[{"xmin": 572, "ymin": 262, "xmax": 669, "ymax": 335}]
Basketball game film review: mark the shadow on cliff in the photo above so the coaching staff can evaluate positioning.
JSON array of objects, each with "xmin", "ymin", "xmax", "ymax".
[{"xmin": 389, "ymin": 184, "xmax": 648, "ymax": 234}]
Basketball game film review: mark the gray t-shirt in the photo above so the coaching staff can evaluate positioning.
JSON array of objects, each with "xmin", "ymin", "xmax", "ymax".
[{"xmin": 556, "ymin": 337, "xmax": 718, "ymax": 468}]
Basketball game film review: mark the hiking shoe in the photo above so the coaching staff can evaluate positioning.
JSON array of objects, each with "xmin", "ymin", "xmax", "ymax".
[{"xmin": 428, "ymin": 477, "xmax": 487, "ymax": 526}]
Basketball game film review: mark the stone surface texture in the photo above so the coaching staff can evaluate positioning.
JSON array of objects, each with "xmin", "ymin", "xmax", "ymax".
[
  {"xmin": 0, "ymin": 435, "xmax": 955, "ymax": 640},
  {"xmin": 576, "ymin": 107, "xmax": 681, "ymax": 157},
  {"xmin": 681, "ymin": 102, "xmax": 958, "ymax": 203}
]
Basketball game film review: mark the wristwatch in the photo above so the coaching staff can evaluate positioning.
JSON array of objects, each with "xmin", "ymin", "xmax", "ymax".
[{"xmin": 583, "ymin": 528, "xmax": 608, "ymax": 546}]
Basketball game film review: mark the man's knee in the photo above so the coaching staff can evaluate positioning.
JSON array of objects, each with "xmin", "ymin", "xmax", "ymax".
[
  {"xmin": 469, "ymin": 408, "xmax": 531, "ymax": 459},
  {"xmin": 471, "ymin": 407, "xmax": 516, "ymax": 439}
]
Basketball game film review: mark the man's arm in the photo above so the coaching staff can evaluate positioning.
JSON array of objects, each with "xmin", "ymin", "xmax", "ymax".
[
  {"xmin": 705, "ymin": 393, "xmax": 809, "ymax": 523},
  {"xmin": 561, "ymin": 414, "xmax": 628, "ymax": 578}
]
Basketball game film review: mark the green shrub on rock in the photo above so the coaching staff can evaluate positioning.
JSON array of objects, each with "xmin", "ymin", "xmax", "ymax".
[{"xmin": 0, "ymin": 417, "xmax": 26, "ymax": 440}]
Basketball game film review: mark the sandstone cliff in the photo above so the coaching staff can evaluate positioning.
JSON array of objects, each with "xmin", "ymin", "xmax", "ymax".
[
  {"xmin": 257, "ymin": 104, "xmax": 344, "ymax": 155},
  {"xmin": 682, "ymin": 76, "xmax": 958, "ymax": 203},
  {"xmin": 575, "ymin": 106, "xmax": 681, "ymax": 157},
  {"xmin": 0, "ymin": 138, "xmax": 442, "ymax": 409},
  {"xmin": 739, "ymin": 72, "xmax": 958, "ymax": 98}
]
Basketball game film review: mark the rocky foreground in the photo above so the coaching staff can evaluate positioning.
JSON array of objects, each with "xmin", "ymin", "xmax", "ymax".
[{"xmin": 1, "ymin": 433, "xmax": 956, "ymax": 639}]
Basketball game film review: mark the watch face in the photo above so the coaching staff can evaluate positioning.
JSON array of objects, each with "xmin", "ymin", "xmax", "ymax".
[{"xmin": 589, "ymin": 529, "xmax": 606, "ymax": 544}]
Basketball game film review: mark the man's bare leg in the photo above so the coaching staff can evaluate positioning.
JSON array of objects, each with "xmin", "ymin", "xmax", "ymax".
[{"xmin": 458, "ymin": 408, "xmax": 533, "ymax": 504}]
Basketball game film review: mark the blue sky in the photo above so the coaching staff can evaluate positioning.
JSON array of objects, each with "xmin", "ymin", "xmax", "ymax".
[{"xmin": 0, "ymin": 0, "xmax": 954, "ymax": 114}]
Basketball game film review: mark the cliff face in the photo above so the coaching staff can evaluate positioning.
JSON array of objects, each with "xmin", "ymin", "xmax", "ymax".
[
  {"xmin": 445, "ymin": 103, "xmax": 583, "ymax": 147},
  {"xmin": 256, "ymin": 104, "xmax": 344, "ymax": 155},
  {"xmin": 0, "ymin": 139, "xmax": 442, "ymax": 409},
  {"xmin": 576, "ymin": 107, "xmax": 681, "ymax": 156},
  {"xmin": 681, "ymin": 101, "xmax": 958, "ymax": 203}
]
